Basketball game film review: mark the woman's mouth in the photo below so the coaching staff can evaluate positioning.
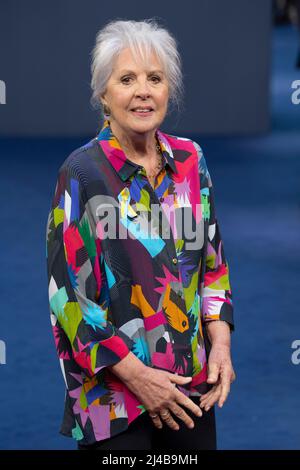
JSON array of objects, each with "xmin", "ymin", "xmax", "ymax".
[{"xmin": 130, "ymin": 107, "xmax": 154, "ymax": 117}]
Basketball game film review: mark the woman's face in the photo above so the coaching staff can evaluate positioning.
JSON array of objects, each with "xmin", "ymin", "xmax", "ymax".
[{"xmin": 101, "ymin": 47, "xmax": 169, "ymax": 136}]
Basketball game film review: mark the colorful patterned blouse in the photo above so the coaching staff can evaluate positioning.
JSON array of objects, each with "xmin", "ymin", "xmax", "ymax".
[{"xmin": 46, "ymin": 119, "xmax": 234, "ymax": 446}]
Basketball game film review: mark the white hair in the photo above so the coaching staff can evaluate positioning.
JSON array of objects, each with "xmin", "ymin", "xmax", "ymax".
[{"xmin": 90, "ymin": 18, "xmax": 184, "ymax": 118}]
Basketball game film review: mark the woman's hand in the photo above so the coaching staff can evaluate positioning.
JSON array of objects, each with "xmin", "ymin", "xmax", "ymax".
[
  {"xmin": 200, "ymin": 343, "xmax": 236, "ymax": 410},
  {"xmin": 124, "ymin": 366, "xmax": 203, "ymax": 431},
  {"xmin": 200, "ymin": 321, "xmax": 236, "ymax": 411}
]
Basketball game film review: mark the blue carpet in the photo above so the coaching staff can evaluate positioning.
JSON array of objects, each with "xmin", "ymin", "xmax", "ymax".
[{"xmin": 0, "ymin": 25, "xmax": 299, "ymax": 449}]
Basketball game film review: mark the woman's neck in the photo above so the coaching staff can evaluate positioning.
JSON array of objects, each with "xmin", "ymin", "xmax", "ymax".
[{"xmin": 109, "ymin": 120, "xmax": 157, "ymax": 161}]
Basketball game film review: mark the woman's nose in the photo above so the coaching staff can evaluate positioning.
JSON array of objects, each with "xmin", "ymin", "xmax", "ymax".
[{"xmin": 135, "ymin": 79, "xmax": 151, "ymax": 97}]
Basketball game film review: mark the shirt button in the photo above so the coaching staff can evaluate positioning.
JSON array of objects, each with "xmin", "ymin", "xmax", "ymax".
[
  {"xmin": 182, "ymin": 320, "xmax": 187, "ymax": 327},
  {"xmin": 159, "ymin": 196, "xmax": 164, "ymax": 202},
  {"xmin": 172, "ymin": 258, "xmax": 178, "ymax": 265},
  {"xmin": 186, "ymin": 352, "xmax": 192, "ymax": 358}
]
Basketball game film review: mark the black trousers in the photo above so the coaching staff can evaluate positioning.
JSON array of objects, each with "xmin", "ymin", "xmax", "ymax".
[{"xmin": 77, "ymin": 397, "xmax": 217, "ymax": 451}]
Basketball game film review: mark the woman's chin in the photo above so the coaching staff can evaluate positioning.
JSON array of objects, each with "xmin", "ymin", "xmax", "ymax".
[{"xmin": 127, "ymin": 117, "xmax": 158, "ymax": 133}]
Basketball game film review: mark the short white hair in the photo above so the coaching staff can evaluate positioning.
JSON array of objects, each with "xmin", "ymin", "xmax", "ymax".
[{"xmin": 90, "ymin": 18, "xmax": 184, "ymax": 118}]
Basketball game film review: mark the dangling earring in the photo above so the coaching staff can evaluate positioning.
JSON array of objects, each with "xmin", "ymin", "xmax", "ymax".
[{"xmin": 103, "ymin": 104, "xmax": 111, "ymax": 116}]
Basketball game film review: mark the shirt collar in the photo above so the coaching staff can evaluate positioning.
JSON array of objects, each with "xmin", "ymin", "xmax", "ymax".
[{"xmin": 96, "ymin": 119, "xmax": 177, "ymax": 182}]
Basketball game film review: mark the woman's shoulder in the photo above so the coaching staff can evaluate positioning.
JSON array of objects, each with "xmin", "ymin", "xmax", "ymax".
[
  {"xmin": 160, "ymin": 128, "xmax": 204, "ymax": 154},
  {"xmin": 57, "ymin": 137, "xmax": 100, "ymax": 184},
  {"xmin": 159, "ymin": 129, "xmax": 209, "ymax": 177}
]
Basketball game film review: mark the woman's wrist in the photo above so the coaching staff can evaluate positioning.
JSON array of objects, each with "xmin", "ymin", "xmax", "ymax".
[
  {"xmin": 205, "ymin": 320, "xmax": 231, "ymax": 348},
  {"xmin": 107, "ymin": 351, "xmax": 148, "ymax": 384}
]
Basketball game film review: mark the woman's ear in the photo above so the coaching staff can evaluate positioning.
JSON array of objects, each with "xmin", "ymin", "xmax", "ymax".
[{"xmin": 100, "ymin": 90, "xmax": 108, "ymax": 104}]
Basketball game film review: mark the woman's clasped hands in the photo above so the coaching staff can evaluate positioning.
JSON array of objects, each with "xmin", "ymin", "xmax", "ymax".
[{"xmin": 123, "ymin": 366, "xmax": 202, "ymax": 431}]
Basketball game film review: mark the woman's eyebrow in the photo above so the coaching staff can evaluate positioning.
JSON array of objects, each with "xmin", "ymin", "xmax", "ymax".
[{"xmin": 119, "ymin": 69, "xmax": 164, "ymax": 75}]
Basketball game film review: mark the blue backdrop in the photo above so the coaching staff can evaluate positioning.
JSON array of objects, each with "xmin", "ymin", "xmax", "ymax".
[{"xmin": 0, "ymin": 2, "xmax": 299, "ymax": 450}]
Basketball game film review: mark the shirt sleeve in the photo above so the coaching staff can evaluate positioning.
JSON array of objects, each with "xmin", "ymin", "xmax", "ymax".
[
  {"xmin": 193, "ymin": 140, "xmax": 235, "ymax": 332},
  {"xmin": 46, "ymin": 163, "xmax": 133, "ymax": 378}
]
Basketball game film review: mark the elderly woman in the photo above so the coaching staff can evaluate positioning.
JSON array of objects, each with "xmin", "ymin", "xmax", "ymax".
[{"xmin": 46, "ymin": 19, "xmax": 236, "ymax": 451}]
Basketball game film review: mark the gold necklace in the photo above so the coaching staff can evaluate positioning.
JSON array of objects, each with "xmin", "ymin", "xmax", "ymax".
[{"xmin": 147, "ymin": 142, "xmax": 164, "ymax": 179}]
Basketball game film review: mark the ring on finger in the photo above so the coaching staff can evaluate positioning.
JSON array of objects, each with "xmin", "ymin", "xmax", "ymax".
[
  {"xmin": 149, "ymin": 413, "xmax": 159, "ymax": 419},
  {"xmin": 160, "ymin": 410, "xmax": 170, "ymax": 418}
]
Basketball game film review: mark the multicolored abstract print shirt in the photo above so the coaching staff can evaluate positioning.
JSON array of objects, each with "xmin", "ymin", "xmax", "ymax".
[{"xmin": 46, "ymin": 119, "xmax": 234, "ymax": 445}]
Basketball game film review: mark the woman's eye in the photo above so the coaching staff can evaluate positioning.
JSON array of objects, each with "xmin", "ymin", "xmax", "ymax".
[
  {"xmin": 150, "ymin": 76, "xmax": 161, "ymax": 83},
  {"xmin": 121, "ymin": 75, "xmax": 161, "ymax": 84},
  {"xmin": 121, "ymin": 77, "xmax": 132, "ymax": 84}
]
